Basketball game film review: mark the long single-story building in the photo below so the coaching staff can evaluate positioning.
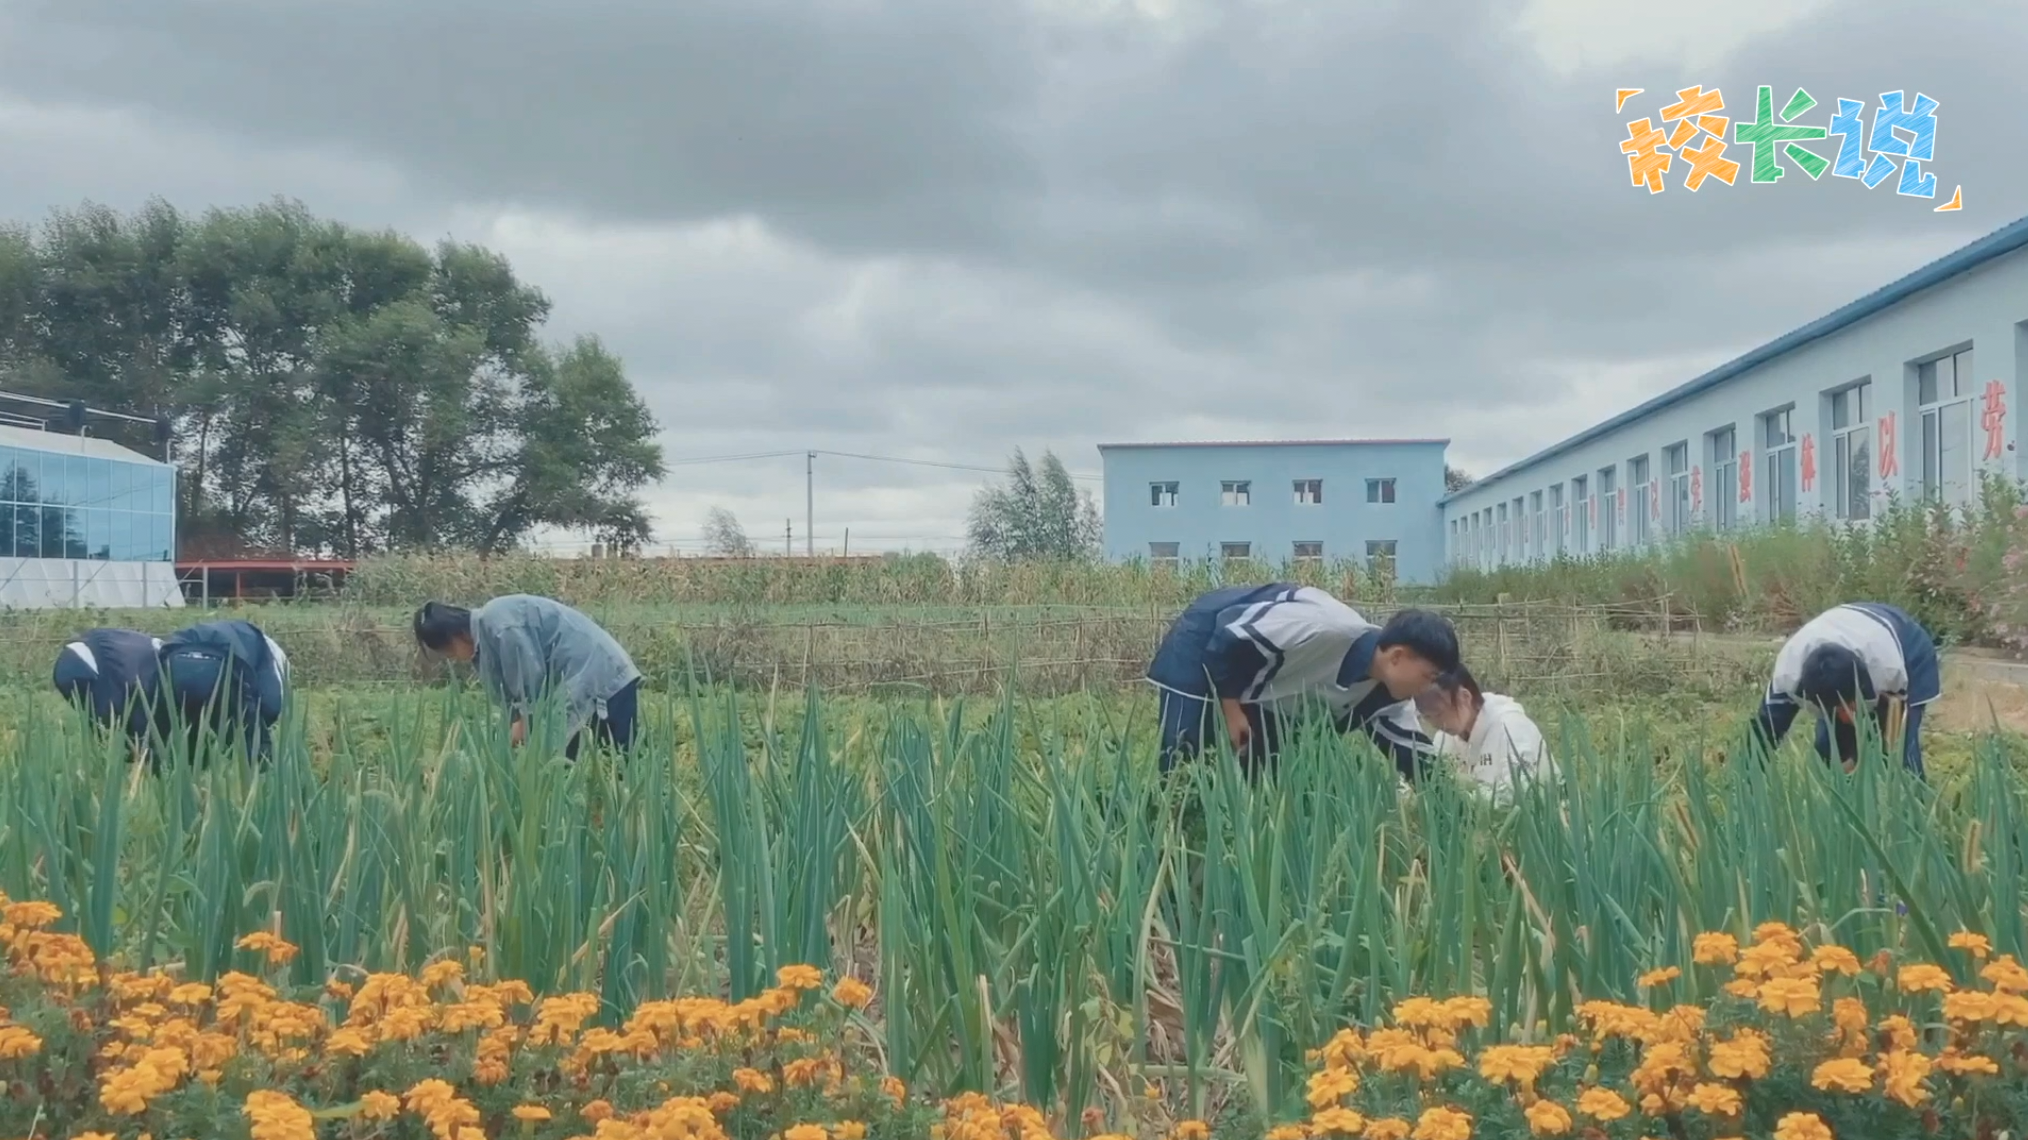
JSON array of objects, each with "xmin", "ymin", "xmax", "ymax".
[{"xmin": 1441, "ymin": 214, "xmax": 2028, "ymax": 568}]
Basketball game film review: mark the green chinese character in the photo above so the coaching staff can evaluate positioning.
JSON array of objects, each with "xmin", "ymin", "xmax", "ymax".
[{"xmin": 1734, "ymin": 86, "xmax": 1831, "ymax": 183}]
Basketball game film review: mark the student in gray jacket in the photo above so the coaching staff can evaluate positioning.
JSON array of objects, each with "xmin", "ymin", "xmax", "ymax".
[{"xmin": 413, "ymin": 595, "xmax": 644, "ymax": 759}]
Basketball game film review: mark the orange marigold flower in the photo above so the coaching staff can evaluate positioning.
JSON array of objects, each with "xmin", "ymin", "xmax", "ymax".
[
  {"xmin": 581, "ymin": 1099, "xmax": 615, "ymax": 1123},
  {"xmin": 1685, "ymin": 1083, "xmax": 1742, "ymax": 1117},
  {"xmin": 1478, "ymin": 1044, "xmax": 1556, "ymax": 1086},
  {"xmin": 1810, "ymin": 1057, "xmax": 1872, "ymax": 1093},
  {"xmin": 1310, "ymin": 1107, "xmax": 1364, "ymax": 1135},
  {"xmin": 1705, "ymin": 1030, "xmax": 1772, "ymax": 1080},
  {"xmin": 835, "ymin": 1124, "xmax": 868, "ymax": 1140},
  {"xmin": 1757, "ymin": 977, "xmax": 1821, "ymax": 1017},
  {"xmin": 1411, "ymin": 1107, "xmax": 1471, "ymax": 1140},
  {"xmin": 777, "ymin": 964, "xmax": 824, "ymax": 990},
  {"xmin": 358, "ymin": 1091, "xmax": 402, "ymax": 1121},
  {"xmin": 784, "ymin": 1126, "xmax": 827, "ymax": 1140},
  {"xmin": 881, "ymin": 1075, "xmax": 906, "ymax": 1105},
  {"xmin": 1811, "ymin": 945, "xmax": 1863, "ymax": 976},
  {"xmin": 512, "ymin": 1105, "xmax": 552, "ymax": 1123},
  {"xmin": 1266, "ymin": 1128, "xmax": 1308, "ymax": 1140},
  {"xmin": 1897, "ymin": 964, "xmax": 1953, "ymax": 994},
  {"xmin": 1524, "ymin": 1100, "xmax": 1571, "ymax": 1136},
  {"xmin": 1173, "ymin": 1121, "xmax": 1211, "ymax": 1140},
  {"xmin": 1574, "ymin": 1088, "xmax": 1628, "ymax": 1121},
  {"xmin": 1635, "ymin": 967, "xmax": 1679, "ymax": 989},
  {"xmin": 1982, "ymin": 955, "xmax": 2028, "ymax": 992},
  {"xmin": 1307, "ymin": 1067, "xmax": 1360, "ymax": 1108},
  {"xmin": 1692, "ymin": 932, "xmax": 1739, "ymax": 965},
  {"xmin": 1362, "ymin": 1121, "xmax": 1411, "ymax": 1140},
  {"xmin": 1938, "ymin": 1050, "xmax": 2000, "ymax": 1076},
  {"xmin": 1774, "ymin": 1112, "xmax": 1833, "ymax": 1140},
  {"xmin": 733, "ymin": 1068, "xmax": 774, "ymax": 1094},
  {"xmin": 1882, "ymin": 1049, "xmax": 1933, "ymax": 1108},
  {"xmin": 1950, "ymin": 931, "xmax": 1993, "ymax": 959},
  {"xmin": 832, "ymin": 976, "xmax": 874, "ymax": 1009},
  {"xmin": 0, "ymin": 1025, "xmax": 42, "ymax": 1059}
]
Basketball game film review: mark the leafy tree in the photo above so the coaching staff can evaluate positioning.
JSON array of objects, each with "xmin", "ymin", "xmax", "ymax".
[
  {"xmin": 701, "ymin": 507, "xmax": 754, "ymax": 557},
  {"xmin": 1446, "ymin": 465, "xmax": 1474, "ymax": 493},
  {"xmin": 966, "ymin": 449, "xmax": 1101, "ymax": 562},
  {"xmin": 0, "ymin": 196, "xmax": 666, "ymax": 557}
]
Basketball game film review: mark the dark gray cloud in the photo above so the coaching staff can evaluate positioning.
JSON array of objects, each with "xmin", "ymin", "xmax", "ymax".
[{"xmin": 0, "ymin": 0, "xmax": 2020, "ymax": 551}]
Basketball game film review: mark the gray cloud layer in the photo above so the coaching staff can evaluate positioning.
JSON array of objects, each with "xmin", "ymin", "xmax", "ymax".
[{"xmin": 0, "ymin": 0, "xmax": 2019, "ymax": 551}]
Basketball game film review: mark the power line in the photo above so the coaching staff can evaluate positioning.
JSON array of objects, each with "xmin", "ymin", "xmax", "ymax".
[{"xmin": 655, "ymin": 447, "xmax": 1101, "ymax": 482}]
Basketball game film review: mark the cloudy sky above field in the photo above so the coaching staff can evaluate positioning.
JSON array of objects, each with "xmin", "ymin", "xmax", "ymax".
[{"xmin": 0, "ymin": 0, "xmax": 2020, "ymax": 554}]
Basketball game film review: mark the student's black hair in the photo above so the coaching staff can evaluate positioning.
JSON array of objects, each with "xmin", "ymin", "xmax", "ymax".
[
  {"xmin": 413, "ymin": 602, "xmax": 474, "ymax": 652},
  {"xmin": 1375, "ymin": 608, "xmax": 1462, "ymax": 674},
  {"xmin": 1428, "ymin": 663, "xmax": 1486, "ymax": 709},
  {"xmin": 1797, "ymin": 644, "xmax": 1876, "ymax": 711}
]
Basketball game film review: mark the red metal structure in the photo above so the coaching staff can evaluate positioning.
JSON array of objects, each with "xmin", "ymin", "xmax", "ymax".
[{"xmin": 176, "ymin": 559, "xmax": 355, "ymax": 603}]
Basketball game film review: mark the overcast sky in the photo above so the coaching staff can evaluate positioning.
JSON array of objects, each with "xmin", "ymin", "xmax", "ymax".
[{"xmin": 0, "ymin": 0, "xmax": 2017, "ymax": 554}]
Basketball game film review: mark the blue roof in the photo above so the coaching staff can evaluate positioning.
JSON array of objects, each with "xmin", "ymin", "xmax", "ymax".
[{"xmin": 1439, "ymin": 212, "xmax": 2028, "ymax": 505}]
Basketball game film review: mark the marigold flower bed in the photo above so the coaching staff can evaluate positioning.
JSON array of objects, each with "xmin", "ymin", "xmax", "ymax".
[{"xmin": 6, "ymin": 888, "xmax": 2028, "ymax": 1140}]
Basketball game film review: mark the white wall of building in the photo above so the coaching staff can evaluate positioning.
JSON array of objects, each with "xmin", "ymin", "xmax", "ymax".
[
  {"xmin": 1442, "ymin": 230, "xmax": 2028, "ymax": 570},
  {"xmin": 0, "ymin": 558, "xmax": 184, "ymax": 609}
]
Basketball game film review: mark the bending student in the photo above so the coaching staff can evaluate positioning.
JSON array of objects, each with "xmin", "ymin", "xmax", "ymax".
[
  {"xmin": 1413, "ymin": 665, "xmax": 1554, "ymax": 802},
  {"xmin": 53, "ymin": 627, "xmax": 165, "ymax": 756},
  {"xmin": 154, "ymin": 618, "xmax": 291, "ymax": 764},
  {"xmin": 1751, "ymin": 601, "xmax": 1939, "ymax": 777},
  {"xmin": 1145, "ymin": 583, "xmax": 1460, "ymax": 776},
  {"xmin": 413, "ymin": 595, "xmax": 643, "ymax": 759}
]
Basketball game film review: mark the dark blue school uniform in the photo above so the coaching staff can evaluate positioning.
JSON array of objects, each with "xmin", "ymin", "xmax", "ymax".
[
  {"xmin": 1752, "ymin": 602, "xmax": 1940, "ymax": 775},
  {"xmin": 155, "ymin": 619, "xmax": 291, "ymax": 763},
  {"xmin": 1146, "ymin": 583, "xmax": 1438, "ymax": 777},
  {"xmin": 53, "ymin": 628, "xmax": 165, "ymax": 742}
]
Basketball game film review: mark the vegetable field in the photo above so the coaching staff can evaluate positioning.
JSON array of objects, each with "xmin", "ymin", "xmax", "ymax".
[{"xmin": 5, "ymin": 665, "xmax": 2028, "ymax": 1137}]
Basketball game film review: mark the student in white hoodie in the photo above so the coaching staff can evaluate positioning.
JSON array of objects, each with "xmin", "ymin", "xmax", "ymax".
[{"xmin": 1412, "ymin": 665, "xmax": 1554, "ymax": 801}]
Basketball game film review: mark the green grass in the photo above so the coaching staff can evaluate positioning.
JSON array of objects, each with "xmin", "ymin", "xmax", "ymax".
[{"xmin": 1, "ymin": 674, "xmax": 2023, "ymax": 1124}]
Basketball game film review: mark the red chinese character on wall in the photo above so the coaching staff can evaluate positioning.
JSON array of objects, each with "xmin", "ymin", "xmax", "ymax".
[
  {"xmin": 1983, "ymin": 379, "xmax": 2008, "ymax": 461},
  {"xmin": 1799, "ymin": 434, "xmax": 1816, "ymax": 492},
  {"xmin": 1738, "ymin": 449, "xmax": 1753, "ymax": 502},
  {"xmin": 1617, "ymin": 486, "xmax": 1627, "ymax": 520},
  {"xmin": 1649, "ymin": 480, "xmax": 1661, "ymax": 520},
  {"xmin": 1878, "ymin": 413, "xmax": 1899, "ymax": 478},
  {"xmin": 1691, "ymin": 465, "xmax": 1704, "ymax": 514}
]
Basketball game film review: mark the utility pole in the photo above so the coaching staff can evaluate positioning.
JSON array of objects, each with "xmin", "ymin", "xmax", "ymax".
[
  {"xmin": 784, "ymin": 518, "xmax": 792, "ymax": 555},
  {"xmin": 806, "ymin": 451, "xmax": 815, "ymax": 556}
]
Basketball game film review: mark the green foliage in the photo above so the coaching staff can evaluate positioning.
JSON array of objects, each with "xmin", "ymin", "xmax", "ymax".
[
  {"xmin": 0, "ymin": 198, "xmax": 665, "ymax": 557},
  {"xmin": 966, "ymin": 449, "xmax": 1102, "ymax": 563}
]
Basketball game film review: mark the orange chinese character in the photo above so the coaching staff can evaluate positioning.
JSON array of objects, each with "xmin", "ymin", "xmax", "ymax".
[
  {"xmin": 1983, "ymin": 379, "xmax": 2008, "ymax": 460},
  {"xmin": 1738, "ymin": 449, "xmax": 1753, "ymax": 502},
  {"xmin": 1621, "ymin": 118, "xmax": 1673, "ymax": 193},
  {"xmin": 1878, "ymin": 413, "xmax": 1900, "ymax": 478},
  {"xmin": 1690, "ymin": 465, "xmax": 1704, "ymax": 513},
  {"xmin": 1658, "ymin": 86, "xmax": 1738, "ymax": 191},
  {"xmin": 1800, "ymin": 434, "xmax": 1816, "ymax": 491},
  {"xmin": 1681, "ymin": 137, "xmax": 1742, "ymax": 190}
]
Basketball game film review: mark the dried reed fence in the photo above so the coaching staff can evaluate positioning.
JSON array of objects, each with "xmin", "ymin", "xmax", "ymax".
[{"xmin": 0, "ymin": 596, "xmax": 1766, "ymax": 698}]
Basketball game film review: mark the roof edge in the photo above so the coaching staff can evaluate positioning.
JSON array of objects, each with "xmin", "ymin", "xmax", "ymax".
[
  {"xmin": 1099, "ymin": 437, "xmax": 1451, "ymax": 450},
  {"xmin": 1438, "ymin": 212, "xmax": 2028, "ymax": 506}
]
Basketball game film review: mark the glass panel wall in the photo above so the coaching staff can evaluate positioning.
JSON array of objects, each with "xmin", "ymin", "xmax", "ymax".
[{"xmin": 0, "ymin": 445, "xmax": 175, "ymax": 561}]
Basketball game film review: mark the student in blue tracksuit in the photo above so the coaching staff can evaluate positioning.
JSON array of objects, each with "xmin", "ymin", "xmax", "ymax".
[
  {"xmin": 52, "ymin": 627, "xmax": 166, "ymax": 753},
  {"xmin": 1750, "ymin": 602, "xmax": 1940, "ymax": 777},
  {"xmin": 153, "ymin": 618, "xmax": 291, "ymax": 765},
  {"xmin": 1146, "ymin": 584, "xmax": 1461, "ymax": 777}
]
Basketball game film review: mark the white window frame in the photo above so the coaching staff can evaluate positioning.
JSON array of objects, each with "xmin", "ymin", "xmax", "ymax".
[
  {"xmin": 1627, "ymin": 455, "xmax": 1652, "ymax": 546},
  {"xmin": 1511, "ymin": 497, "xmax": 1525, "ymax": 561},
  {"xmin": 1293, "ymin": 540, "xmax": 1323, "ymax": 565},
  {"xmin": 1596, "ymin": 467, "xmax": 1618, "ymax": 551},
  {"xmin": 1220, "ymin": 480, "xmax": 1252, "ymax": 507},
  {"xmin": 1665, "ymin": 443, "xmax": 1691, "ymax": 536},
  {"xmin": 1708, "ymin": 426, "xmax": 1738, "ymax": 530},
  {"xmin": 1293, "ymin": 478, "xmax": 1323, "ymax": 505},
  {"xmin": 1496, "ymin": 502, "xmax": 1509, "ymax": 563},
  {"xmin": 1530, "ymin": 490, "xmax": 1546, "ymax": 558},
  {"xmin": 1219, "ymin": 541, "xmax": 1252, "ymax": 563},
  {"xmin": 1149, "ymin": 481, "xmax": 1179, "ymax": 508},
  {"xmin": 1365, "ymin": 539, "xmax": 1398, "ymax": 575},
  {"xmin": 1571, "ymin": 475, "xmax": 1590, "ymax": 554},
  {"xmin": 1148, "ymin": 541, "xmax": 1180, "ymax": 567},
  {"xmin": 1918, "ymin": 347, "xmax": 1976, "ymax": 508},
  {"xmin": 1365, "ymin": 478, "xmax": 1397, "ymax": 504},
  {"xmin": 1830, "ymin": 381, "xmax": 1873, "ymax": 521},
  {"xmin": 1761, "ymin": 407, "xmax": 1799, "ymax": 523},
  {"xmin": 1549, "ymin": 484, "xmax": 1565, "ymax": 556}
]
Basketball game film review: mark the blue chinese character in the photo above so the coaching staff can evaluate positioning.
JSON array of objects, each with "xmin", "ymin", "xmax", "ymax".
[
  {"xmin": 1869, "ymin": 91, "xmax": 1939, "ymax": 199},
  {"xmin": 1829, "ymin": 98, "xmax": 1868, "ymax": 179}
]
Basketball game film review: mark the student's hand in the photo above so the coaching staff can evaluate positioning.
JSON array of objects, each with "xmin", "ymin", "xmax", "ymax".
[
  {"xmin": 510, "ymin": 718, "xmax": 527, "ymax": 748},
  {"xmin": 1221, "ymin": 698, "xmax": 1251, "ymax": 755}
]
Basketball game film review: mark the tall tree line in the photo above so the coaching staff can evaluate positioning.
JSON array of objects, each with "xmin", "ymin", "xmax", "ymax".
[{"xmin": 0, "ymin": 198, "xmax": 665, "ymax": 558}]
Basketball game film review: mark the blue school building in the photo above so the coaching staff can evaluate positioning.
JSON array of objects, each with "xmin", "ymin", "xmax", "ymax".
[
  {"xmin": 1440, "ymin": 214, "xmax": 2028, "ymax": 568},
  {"xmin": 1097, "ymin": 438, "xmax": 1450, "ymax": 583}
]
